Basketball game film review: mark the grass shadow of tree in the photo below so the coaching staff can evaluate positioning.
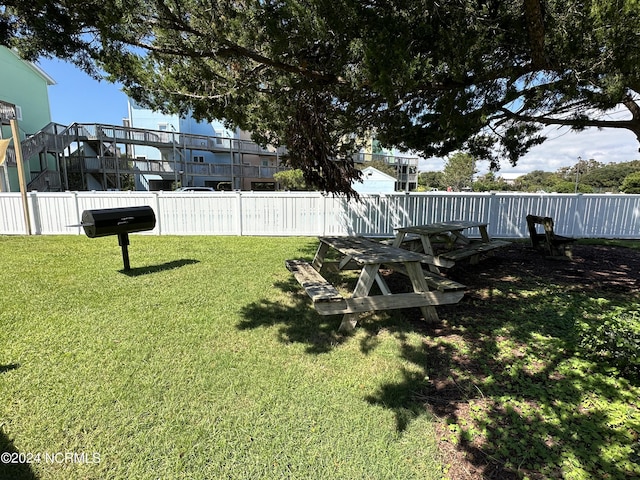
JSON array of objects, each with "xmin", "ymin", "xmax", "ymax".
[
  {"xmin": 1, "ymin": 364, "xmax": 39, "ymax": 480},
  {"xmin": 0, "ymin": 430, "xmax": 38, "ymax": 480},
  {"xmin": 364, "ymin": 247, "xmax": 640, "ymax": 479},
  {"xmin": 239, "ymin": 243, "xmax": 640, "ymax": 478},
  {"xmin": 237, "ymin": 276, "xmax": 349, "ymax": 354}
]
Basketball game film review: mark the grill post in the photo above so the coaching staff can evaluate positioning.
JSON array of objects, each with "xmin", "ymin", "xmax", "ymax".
[{"xmin": 118, "ymin": 232, "xmax": 131, "ymax": 271}]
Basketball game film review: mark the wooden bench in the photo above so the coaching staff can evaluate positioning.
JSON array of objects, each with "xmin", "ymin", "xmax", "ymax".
[
  {"xmin": 526, "ymin": 215, "xmax": 576, "ymax": 259},
  {"xmin": 285, "ymin": 259, "xmax": 346, "ymax": 314},
  {"xmin": 438, "ymin": 239, "xmax": 512, "ymax": 263},
  {"xmin": 381, "ymin": 263, "xmax": 467, "ymax": 292}
]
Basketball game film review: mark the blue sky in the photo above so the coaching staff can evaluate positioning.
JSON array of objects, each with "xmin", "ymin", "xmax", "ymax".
[
  {"xmin": 39, "ymin": 58, "xmax": 639, "ymax": 176},
  {"xmin": 39, "ymin": 57, "xmax": 129, "ymax": 125},
  {"xmin": 435, "ymin": 124, "xmax": 640, "ymax": 177}
]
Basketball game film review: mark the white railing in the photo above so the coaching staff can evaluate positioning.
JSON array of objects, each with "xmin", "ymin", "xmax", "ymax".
[{"xmin": 0, "ymin": 191, "xmax": 639, "ymax": 238}]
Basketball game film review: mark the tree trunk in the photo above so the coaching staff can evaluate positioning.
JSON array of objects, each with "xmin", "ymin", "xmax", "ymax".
[{"xmin": 523, "ymin": 0, "xmax": 548, "ymax": 69}]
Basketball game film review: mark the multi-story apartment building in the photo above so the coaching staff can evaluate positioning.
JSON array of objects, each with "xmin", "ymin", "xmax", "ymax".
[{"xmin": 127, "ymin": 100, "xmax": 286, "ymax": 191}]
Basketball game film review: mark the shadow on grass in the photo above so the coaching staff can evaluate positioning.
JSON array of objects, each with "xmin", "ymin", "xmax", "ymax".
[
  {"xmin": 1, "ymin": 364, "xmax": 38, "ymax": 480},
  {"xmin": 240, "ymin": 243, "xmax": 640, "ymax": 478},
  {"xmin": 238, "ymin": 277, "xmax": 349, "ymax": 354},
  {"xmin": 238, "ymin": 242, "xmax": 355, "ymax": 354},
  {"xmin": 0, "ymin": 430, "xmax": 38, "ymax": 480},
  {"xmin": 237, "ymin": 256, "xmax": 403, "ymax": 354},
  {"xmin": 363, "ymin": 245, "xmax": 640, "ymax": 479},
  {"xmin": 364, "ymin": 286, "xmax": 639, "ymax": 478},
  {"xmin": 120, "ymin": 259, "xmax": 200, "ymax": 276},
  {"xmin": 0, "ymin": 363, "xmax": 19, "ymax": 374}
]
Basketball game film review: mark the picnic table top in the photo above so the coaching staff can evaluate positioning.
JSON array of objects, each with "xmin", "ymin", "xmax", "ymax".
[
  {"xmin": 396, "ymin": 221, "xmax": 488, "ymax": 235},
  {"xmin": 318, "ymin": 236, "xmax": 428, "ymax": 264}
]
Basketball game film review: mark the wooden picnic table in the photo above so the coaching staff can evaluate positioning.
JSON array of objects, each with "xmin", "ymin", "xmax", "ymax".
[
  {"xmin": 392, "ymin": 221, "xmax": 510, "ymax": 273},
  {"xmin": 286, "ymin": 236, "xmax": 465, "ymax": 332}
]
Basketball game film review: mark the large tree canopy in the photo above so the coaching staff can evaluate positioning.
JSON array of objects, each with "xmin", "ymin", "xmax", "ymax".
[{"xmin": 2, "ymin": 0, "xmax": 639, "ymax": 196}]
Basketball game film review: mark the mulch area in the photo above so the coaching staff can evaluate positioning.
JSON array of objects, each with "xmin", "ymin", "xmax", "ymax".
[
  {"xmin": 452, "ymin": 242, "xmax": 640, "ymax": 295},
  {"xmin": 385, "ymin": 242, "xmax": 640, "ymax": 479}
]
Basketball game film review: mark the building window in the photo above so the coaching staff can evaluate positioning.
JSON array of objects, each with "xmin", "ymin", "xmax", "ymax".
[
  {"xmin": 158, "ymin": 123, "xmax": 168, "ymax": 131},
  {"xmin": 15, "ymin": 105, "xmax": 22, "ymax": 121},
  {"xmin": 193, "ymin": 155, "xmax": 205, "ymax": 163}
]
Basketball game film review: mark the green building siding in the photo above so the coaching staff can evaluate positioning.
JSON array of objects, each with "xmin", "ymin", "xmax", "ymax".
[
  {"xmin": 0, "ymin": 46, "xmax": 53, "ymax": 134},
  {"xmin": 0, "ymin": 46, "xmax": 55, "ymax": 190}
]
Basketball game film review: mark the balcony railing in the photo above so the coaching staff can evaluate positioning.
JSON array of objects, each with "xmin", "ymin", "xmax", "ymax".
[
  {"xmin": 0, "ymin": 100, "xmax": 16, "ymax": 124},
  {"xmin": 65, "ymin": 155, "xmax": 285, "ymax": 180}
]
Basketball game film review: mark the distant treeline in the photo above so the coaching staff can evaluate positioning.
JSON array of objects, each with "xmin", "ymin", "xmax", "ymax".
[{"xmin": 419, "ymin": 159, "xmax": 640, "ymax": 193}]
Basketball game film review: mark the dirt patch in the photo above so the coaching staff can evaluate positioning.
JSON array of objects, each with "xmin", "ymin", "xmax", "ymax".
[{"xmin": 453, "ymin": 242, "xmax": 640, "ymax": 295}]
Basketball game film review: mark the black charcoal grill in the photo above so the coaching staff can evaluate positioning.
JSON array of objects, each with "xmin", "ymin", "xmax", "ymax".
[{"xmin": 78, "ymin": 206, "xmax": 156, "ymax": 270}]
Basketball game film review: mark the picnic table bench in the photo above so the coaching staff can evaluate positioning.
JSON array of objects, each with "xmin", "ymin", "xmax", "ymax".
[
  {"xmin": 526, "ymin": 214, "xmax": 576, "ymax": 259},
  {"xmin": 286, "ymin": 236, "xmax": 465, "ymax": 331},
  {"xmin": 285, "ymin": 259, "xmax": 344, "ymax": 305},
  {"xmin": 393, "ymin": 221, "xmax": 510, "ymax": 273}
]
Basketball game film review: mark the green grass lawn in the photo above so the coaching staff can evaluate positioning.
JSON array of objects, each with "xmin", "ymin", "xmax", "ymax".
[
  {"xmin": 0, "ymin": 236, "xmax": 442, "ymax": 480},
  {"xmin": 1, "ymin": 236, "xmax": 638, "ymax": 480}
]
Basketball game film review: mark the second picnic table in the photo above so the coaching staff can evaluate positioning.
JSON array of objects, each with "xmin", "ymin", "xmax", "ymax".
[{"xmin": 392, "ymin": 221, "xmax": 510, "ymax": 273}]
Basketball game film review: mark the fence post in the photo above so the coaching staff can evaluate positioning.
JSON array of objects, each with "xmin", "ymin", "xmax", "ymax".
[
  {"xmin": 487, "ymin": 192, "xmax": 499, "ymax": 237},
  {"xmin": 154, "ymin": 192, "xmax": 162, "ymax": 235},
  {"xmin": 28, "ymin": 191, "xmax": 41, "ymax": 235},
  {"xmin": 73, "ymin": 191, "xmax": 81, "ymax": 235},
  {"xmin": 236, "ymin": 191, "xmax": 243, "ymax": 236},
  {"xmin": 321, "ymin": 193, "xmax": 327, "ymax": 236},
  {"xmin": 572, "ymin": 193, "xmax": 586, "ymax": 237}
]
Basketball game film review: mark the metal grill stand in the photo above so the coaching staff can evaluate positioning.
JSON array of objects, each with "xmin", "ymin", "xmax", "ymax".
[{"xmin": 118, "ymin": 232, "xmax": 131, "ymax": 271}]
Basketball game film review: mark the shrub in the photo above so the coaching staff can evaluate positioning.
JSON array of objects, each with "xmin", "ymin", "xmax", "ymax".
[
  {"xmin": 579, "ymin": 307, "xmax": 640, "ymax": 379},
  {"xmin": 621, "ymin": 171, "xmax": 640, "ymax": 194}
]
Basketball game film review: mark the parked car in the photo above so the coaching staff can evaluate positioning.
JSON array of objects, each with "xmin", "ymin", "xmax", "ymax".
[{"xmin": 173, "ymin": 186, "xmax": 216, "ymax": 192}]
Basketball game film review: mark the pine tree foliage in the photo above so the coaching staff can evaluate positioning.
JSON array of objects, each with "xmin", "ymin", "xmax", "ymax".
[{"xmin": 2, "ymin": 0, "xmax": 639, "ymax": 196}]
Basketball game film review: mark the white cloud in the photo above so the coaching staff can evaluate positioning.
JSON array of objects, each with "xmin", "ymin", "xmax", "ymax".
[{"xmin": 418, "ymin": 126, "xmax": 639, "ymax": 175}]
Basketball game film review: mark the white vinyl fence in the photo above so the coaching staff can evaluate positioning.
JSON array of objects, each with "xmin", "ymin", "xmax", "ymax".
[{"xmin": 1, "ymin": 191, "xmax": 639, "ymax": 239}]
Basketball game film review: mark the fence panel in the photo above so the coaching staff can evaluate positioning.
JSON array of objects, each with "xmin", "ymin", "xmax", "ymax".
[
  {"xmin": 487, "ymin": 194, "xmax": 578, "ymax": 238},
  {"xmin": 1, "ymin": 191, "xmax": 639, "ymax": 238},
  {"xmin": 0, "ymin": 194, "xmax": 27, "ymax": 234},
  {"xmin": 156, "ymin": 192, "xmax": 239, "ymax": 235},
  {"xmin": 239, "ymin": 192, "xmax": 327, "ymax": 236},
  {"xmin": 579, "ymin": 195, "xmax": 640, "ymax": 238},
  {"xmin": 29, "ymin": 192, "xmax": 81, "ymax": 235}
]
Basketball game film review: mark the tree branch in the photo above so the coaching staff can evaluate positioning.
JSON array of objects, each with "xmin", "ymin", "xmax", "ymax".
[
  {"xmin": 623, "ymin": 94, "xmax": 640, "ymax": 121},
  {"xmin": 132, "ymin": 8, "xmax": 346, "ymax": 85},
  {"xmin": 498, "ymin": 106, "xmax": 640, "ymax": 133}
]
